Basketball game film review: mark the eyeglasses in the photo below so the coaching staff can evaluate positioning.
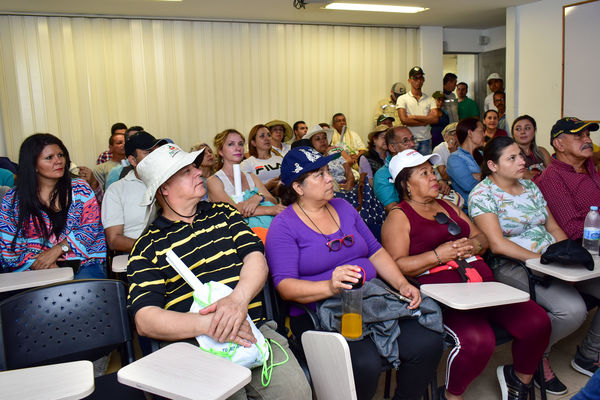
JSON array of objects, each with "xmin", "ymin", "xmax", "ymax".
[
  {"xmin": 434, "ymin": 212, "xmax": 462, "ymax": 236},
  {"xmin": 391, "ymin": 136, "xmax": 416, "ymax": 147},
  {"xmin": 326, "ymin": 234, "xmax": 354, "ymax": 252}
]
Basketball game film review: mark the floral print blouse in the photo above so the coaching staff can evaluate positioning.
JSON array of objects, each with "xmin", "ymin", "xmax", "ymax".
[{"xmin": 468, "ymin": 177, "xmax": 555, "ymax": 253}]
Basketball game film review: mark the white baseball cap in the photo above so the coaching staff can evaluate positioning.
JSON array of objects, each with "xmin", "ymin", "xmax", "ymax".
[
  {"xmin": 388, "ymin": 149, "xmax": 440, "ymax": 183},
  {"xmin": 136, "ymin": 143, "xmax": 205, "ymax": 206},
  {"xmin": 302, "ymin": 124, "xmax": 334, "ymax": 144},
  {"xmin": 486, "ymin": 72, "xmax": 503, "ymax": 82}
]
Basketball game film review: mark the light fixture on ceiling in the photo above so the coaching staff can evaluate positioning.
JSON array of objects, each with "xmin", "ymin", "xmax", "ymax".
[{"xmin": 324, "ymin": 3, "xmax": 428, "ymax": 13}]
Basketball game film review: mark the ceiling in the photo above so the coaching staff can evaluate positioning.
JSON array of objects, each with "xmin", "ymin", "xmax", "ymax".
[{"xmin": 0, "ymin": 0, "xmax": 538, "ymax": 29}]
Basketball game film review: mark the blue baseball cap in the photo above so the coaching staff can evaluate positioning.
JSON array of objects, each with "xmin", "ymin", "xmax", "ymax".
[{"xmin": 280, "ymin": 146, "xmax": 341, "ymax": 186}]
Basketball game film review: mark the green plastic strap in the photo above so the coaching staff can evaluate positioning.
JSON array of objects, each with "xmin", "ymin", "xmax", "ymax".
[{"xmin": 259, "ymin": 339, "xmax": 289, "ymax": 387}]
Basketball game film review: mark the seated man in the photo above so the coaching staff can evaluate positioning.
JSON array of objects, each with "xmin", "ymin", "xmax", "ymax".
[
  {"xmin": 536, "ymin": 117, "xmax": 600, "ymax": 241},
  {"xmin": 105, "ymin": 125, "xmax": 145, "ymax": 189},
  {"xmin": 128, "ymin": 143, "xmax": 311, "ymax": 400},
  {"xmin": 96, "ymin": 122, "xmax": 127, "ymax": 164},
  {"xmin": 93, "ymin": 132, "xmax": 126, "ymax": 190},
  {"xmin": 535, "ymin": 117, "xmax": 600, "ymax": 378},
  {"xmin": 331, "ymin": 113, "xmax": 367, "ymax": 166},
  {"xmin": 373, "ymin": 126, "xmax": 454, "ymax": 213},
  {"xmin": 101, "ymin": 131, "xmax": 166, "ymax": 253}
]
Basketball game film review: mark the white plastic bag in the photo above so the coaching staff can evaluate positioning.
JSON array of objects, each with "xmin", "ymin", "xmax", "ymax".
[
  {"xmin": 189, "ymin": 281, "xmax": 269, "ymax": 368},
  {"xmin": 165, "ymin": 250, "xmax": 269, "ymax": 369}
]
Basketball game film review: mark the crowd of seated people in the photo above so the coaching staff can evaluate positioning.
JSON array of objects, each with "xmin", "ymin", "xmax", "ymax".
[{"xmin": 1, "ymin": 106, "xmax": 600, "ymax": 400}]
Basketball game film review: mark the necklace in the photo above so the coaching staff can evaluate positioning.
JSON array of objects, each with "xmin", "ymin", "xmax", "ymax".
[
  {"xmin": 408, "ymin": 198, "xmax": 433, "ymax": 207},
  {"xmin": 297, "ymin": 202, "xmax": 341, "ymax": 240}
]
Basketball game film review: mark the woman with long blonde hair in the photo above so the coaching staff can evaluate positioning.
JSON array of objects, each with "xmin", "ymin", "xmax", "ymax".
[{"xmin": 207, "ymin": 129, "xmax": 284, "ymax": 228}]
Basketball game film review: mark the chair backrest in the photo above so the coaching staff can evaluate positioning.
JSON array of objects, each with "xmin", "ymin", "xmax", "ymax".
[
  {"xmin": 301, "ymin": 330, "xmax": 357, "ymax": 400},
  {"xmin": 0, "ymin": 279, "xmax": 134, "ymax": 371}
]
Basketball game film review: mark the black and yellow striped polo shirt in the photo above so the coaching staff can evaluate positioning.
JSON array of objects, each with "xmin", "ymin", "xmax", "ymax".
[{"xmin": 127, "ymin": 201, "xmax": 266, "ymax": 323}]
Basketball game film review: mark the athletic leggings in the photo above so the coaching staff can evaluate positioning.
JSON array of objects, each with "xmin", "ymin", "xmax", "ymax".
[
  {"xmin": 291, "ymin": 314, "xmax": 444, "ymax": 400},
  {"xmin": 417, "ymin": 270, "xmax": 551, "ymax": 396}
]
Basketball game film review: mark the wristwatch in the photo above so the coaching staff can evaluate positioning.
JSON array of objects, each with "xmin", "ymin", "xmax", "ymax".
[
  {"xmin": 256, "ymin": 192, "xmax": 266, "ymax": 202},
  {"xmin": 61, "ymin": 244, "xmax": 69, "ymax": 254}
]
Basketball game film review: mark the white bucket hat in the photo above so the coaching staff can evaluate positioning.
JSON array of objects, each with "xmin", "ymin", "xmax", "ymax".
[
  {"xmin": 388, "ymin": 149, "xmax": 440, "ymax": 183},
  {"xmin": 302, "ymin": 124, "xmax": 334, "ymax": 144},
  {"xmin": 137, "ymin": 143, "xmax": 205, "ymax": 206}
]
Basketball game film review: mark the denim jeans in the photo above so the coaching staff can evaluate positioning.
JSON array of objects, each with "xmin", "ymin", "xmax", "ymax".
[
  {"xmin": 415, "ymin": 139, "xmax": 432, "ymax": 155},
  {"xmin": 74, "ymin": 261, "xmax": 107, "ymax": 280}
]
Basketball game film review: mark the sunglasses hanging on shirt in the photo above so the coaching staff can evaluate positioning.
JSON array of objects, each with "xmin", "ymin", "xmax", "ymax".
[{"xmin": 434, "ymin": 212, "xmax": 462, "ymax": 236}]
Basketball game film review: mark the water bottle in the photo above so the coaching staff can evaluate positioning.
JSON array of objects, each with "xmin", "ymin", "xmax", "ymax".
[
  {"xmin": 341, "ymin": 268, "xmax": 365, "ymax": 340},
  {"xmin": 583, "ymin": 206, "xmax": 600, "ymax": 256}
]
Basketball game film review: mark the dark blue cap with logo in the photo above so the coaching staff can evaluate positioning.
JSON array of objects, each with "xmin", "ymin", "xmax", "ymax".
[
  {"xmin": 280, "ymin": 146, "xmax": 341, "ymax": 186},
  {"xmin": 550, "ymin": 117, "xmax": 599, "ymax": 144}
]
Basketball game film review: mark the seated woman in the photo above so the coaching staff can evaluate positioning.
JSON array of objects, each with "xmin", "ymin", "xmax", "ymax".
[
  {"xmin": 266, "ymin": 146, "xmax": 444, "ymax": 400},
  {"xmin": 510, "ymin": 115, "xmax": 551, "ymax": 180},
  {"xmin": 266, "ymin": 120, "xmax": 292, "ymax": 156},
  {"xmin": 469, "ymin": 136, "xmax": 600, "ymax": 395},
  {"xmin": 207, "ymin": 129, "xmax": 284, "ymax": 228},
  {"xmin": 358, "ymin": 124, "xmax": 388, "ymax": 186},
  {"xmin": 432, "ymin": 122, "xmax": 458, "ymax": 181},
  {"xmin": 303, "ymin": 124, "xmax": 355, "ymax": 191},
  {"xmin": 0, "ymin": 134, "xmax": 107, "ymax": 278},
  {"xmin": 190, "ymin": 142, "xmax": 215, "ymax": 201},
  {"xmin": 240, "ymin": 124, "xmax": 283, "ymax": 195},
  {"xmin": 483, "ymin": 109, "xmax": 508, "ymax": 143},
  {"xmin": 381, "ymin": 148, "xmax": 550, "ymax": 400},
  {"xmin": 446, "ymin": 118, "xmax": 485, "ymax": 205}
]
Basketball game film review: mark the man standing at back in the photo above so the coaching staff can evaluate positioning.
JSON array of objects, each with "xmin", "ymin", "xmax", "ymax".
[
  {"xmin": 493, "ymin": 91, "xmax": 507, "ymax": 131},
  {"xmin": 442, "ymin": 73, "xmax": 459, "ymax": 123},
  {"xmin": 374, "ymin": 82, "xmax": 406, "ymax": 127},
  {"xmin": 396, "ymin": 66, "xmax": 439, "ymax": 155},
  {"xmin": 484, "ymin": 73, "xmax": 503, "ymax": 112},
  {"xmin": 456, "ymin": 82, "xmax": 480, "ymax": 120}
]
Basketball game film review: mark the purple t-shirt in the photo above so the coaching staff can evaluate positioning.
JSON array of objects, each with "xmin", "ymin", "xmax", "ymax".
[{"xmin": 265, "ymin": 198, "xmax": 382, "ymax": 315}]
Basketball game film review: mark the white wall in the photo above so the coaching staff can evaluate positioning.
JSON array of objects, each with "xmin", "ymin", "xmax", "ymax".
[
  {"xmin": 443, "ymin": 26, "xmax": 506, "ymax": 53},
  {"xmin": 419, "ymin": 26, "xmax": 443, "ymax": 94},
  {"xmin": 506, "ymin": 0, "xmax": 579, "ymax": 148},
  {"xmin": 456, "ymin": 55, "xmax": 477, "ymax": 100}
]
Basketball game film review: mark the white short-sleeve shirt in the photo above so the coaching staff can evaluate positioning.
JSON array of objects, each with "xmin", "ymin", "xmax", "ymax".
[
  {"xmin": 432, "ymin": 142, "xmax": 451, "ymax": 166},
  {"xmin": 101, "ymin": 170, "xmax": 148, "ymax": 240},
  {"xmin": 396, "ymin": 92, "xmax": 437, "ymax": 141},
  {"xmin": 240, "ymin": 155, "xmax": 283, "ymax": 184}
]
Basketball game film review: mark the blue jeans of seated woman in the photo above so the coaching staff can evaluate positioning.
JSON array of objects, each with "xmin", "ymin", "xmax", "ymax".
[{"xmin": 74, "ymin": 262, "xmax": 106, "ymax": 280}]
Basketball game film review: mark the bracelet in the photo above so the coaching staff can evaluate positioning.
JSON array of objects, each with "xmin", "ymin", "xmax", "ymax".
[
  {"xmin": 432, "ymin": 249, "xmax": 442, "ymax": 265},
  {"xmin": 472, "ymin": 239, "xmax": 482, "ymax": 254}
]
